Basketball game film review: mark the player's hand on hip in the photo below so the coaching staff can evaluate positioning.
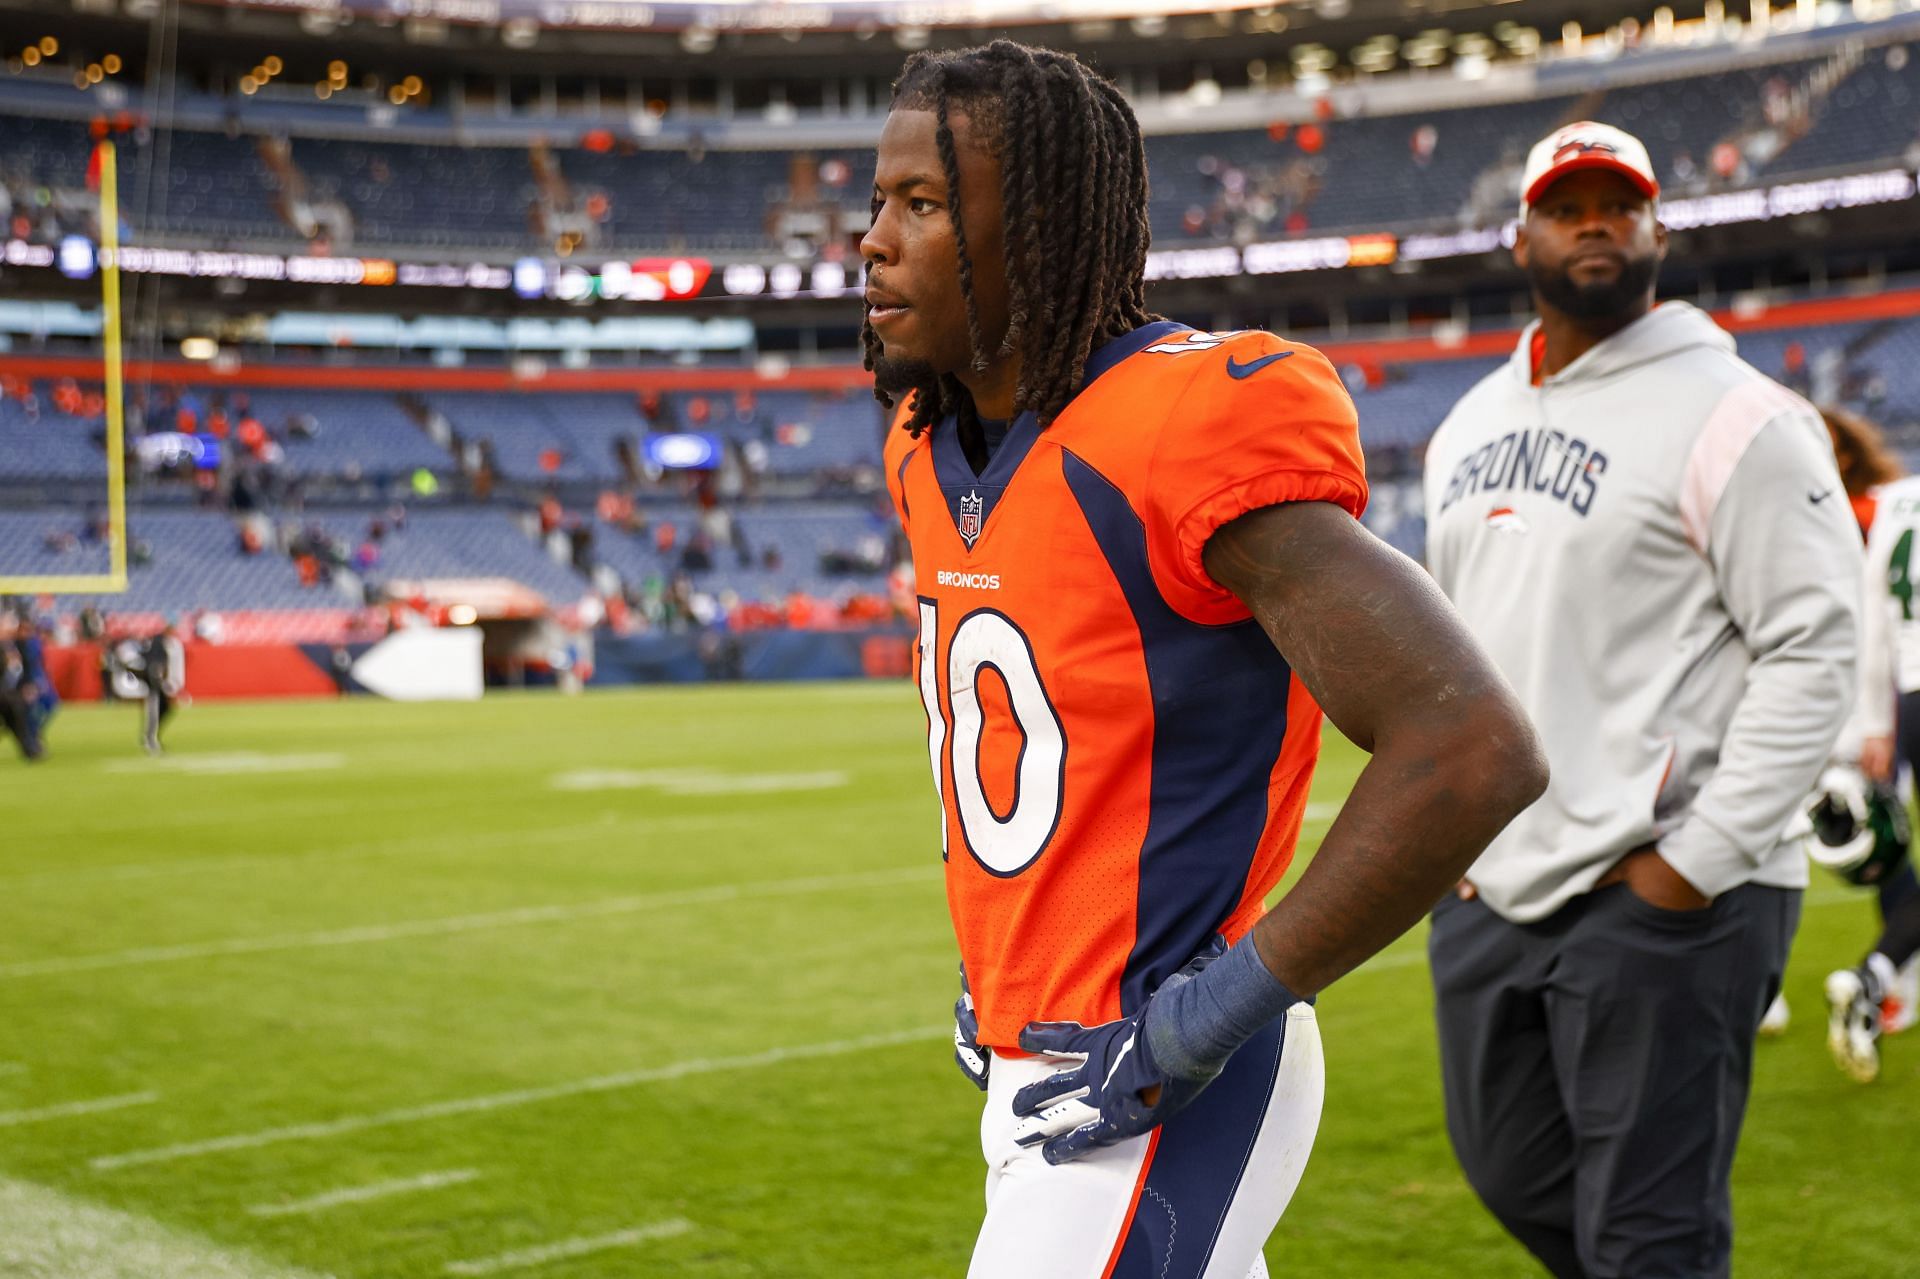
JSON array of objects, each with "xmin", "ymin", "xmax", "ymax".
[
  {"xmin": 1011, "ymin": 935, "xmax": 1299, "ymax": 1165},
  {"xmin": 1603, "ymin": 844, "xmax": 1712, "ymax": 911},
  {"xmin": 954, "ymin": 964, "xmax": 990, "ymax": 1090}
]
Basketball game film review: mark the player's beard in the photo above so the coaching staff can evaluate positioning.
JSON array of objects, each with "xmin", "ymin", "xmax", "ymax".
[
  {"xmin": 872, "ymin": 352, "xmax": 940, "ymax": 404},
  {"xmin": 1529, "ymin": 250, "xmax": 1660, "ymax": 324}
]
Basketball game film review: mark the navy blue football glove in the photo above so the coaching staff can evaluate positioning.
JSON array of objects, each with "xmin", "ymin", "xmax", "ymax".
[
  {"xmin": 1011, "ymin": 935, "xmax": 1299, "ymax": 1165},
  {"xmin": 954, "ymin": 964, "xmax": 990, "ymax": 1090}
]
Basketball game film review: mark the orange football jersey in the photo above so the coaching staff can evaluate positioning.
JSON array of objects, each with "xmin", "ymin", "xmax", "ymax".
[{"xmin": 886, "ymin": 321, "xmax": 1368, "ymax": 1050}]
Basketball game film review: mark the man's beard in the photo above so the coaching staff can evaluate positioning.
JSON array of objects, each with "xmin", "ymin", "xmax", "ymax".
[
  {"xmin": 1529, "ymin": 251, "xmax": 1660, "ymax": 323},
  {"xmin": 872, "ymin": 353, "xmax": 939, "ymax": 402}
]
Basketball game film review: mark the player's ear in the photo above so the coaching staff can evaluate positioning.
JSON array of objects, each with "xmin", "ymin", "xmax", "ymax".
[
  {"xmin": 1511, "ymin": 222, "xmax": 1530, "ymax": 271},
  {"xmin": 1653, "ymin": 218, "xmax": 1669, "ymax": 263}
]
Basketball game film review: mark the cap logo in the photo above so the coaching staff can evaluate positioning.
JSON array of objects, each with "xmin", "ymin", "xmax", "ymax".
[{"xmin": 1553, "ymin": 137, "xmax": 1619, "ymax": 164}]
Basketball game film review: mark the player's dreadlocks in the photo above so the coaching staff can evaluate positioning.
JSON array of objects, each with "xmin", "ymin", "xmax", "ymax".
[{"xmin": 863, "ymin": 41, "xmax": 1157, "ymax": 435}]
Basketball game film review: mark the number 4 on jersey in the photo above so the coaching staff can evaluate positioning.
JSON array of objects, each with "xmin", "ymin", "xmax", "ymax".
[
  {"xmin": 1890, "ymin": 528, "xmax": 1915, "ymax": 621},
  {"xmin": 917, "ymin": 599, "xmax": 1067, "ymax": 877}
]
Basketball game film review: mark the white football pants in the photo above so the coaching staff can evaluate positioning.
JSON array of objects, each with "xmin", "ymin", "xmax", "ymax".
[{"xmin": 968, "ymin": 1003, "xmax": 1323, "ymax": 1279}]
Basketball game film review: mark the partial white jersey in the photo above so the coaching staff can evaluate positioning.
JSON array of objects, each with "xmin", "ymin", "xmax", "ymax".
[{"xmin": 1856, "ymin": 476, "xmax": 1920, "ymax": 738}]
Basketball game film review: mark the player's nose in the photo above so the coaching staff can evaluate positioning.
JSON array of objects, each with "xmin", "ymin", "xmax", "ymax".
[{"xmin": 860, "ymin": 208, "xmax": 899, "ymax": 269}]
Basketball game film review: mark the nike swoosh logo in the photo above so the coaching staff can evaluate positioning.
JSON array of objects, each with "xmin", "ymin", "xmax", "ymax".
[
  {"xmin": 1809, "ymin": 489, "xmax": 1834, "ymax": 505},
  {"xmin": 1225, "ymin": 351, "xmax": 1294, "ymax": 380}
]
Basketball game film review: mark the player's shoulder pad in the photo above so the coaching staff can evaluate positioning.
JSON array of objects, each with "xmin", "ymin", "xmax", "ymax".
[
  {"xmin": 881, "ymin": 396, "xmax": 925, "ymax": 511},
  {"xmin": 1117, "ymin": 327, "xmax": 1327, "ymax": 393},
  {"xmin": 1154, "ymin": 328, "xmax": 1352, "ymax": 419},
  {"xmin": 881, "ymin": 398, "xmax": 921, "ymax": 464}
]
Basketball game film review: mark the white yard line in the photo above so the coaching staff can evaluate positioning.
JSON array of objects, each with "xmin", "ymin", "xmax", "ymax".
[
  {"xmin": 0, "ymin": 1175, "xmax": 339, "ymax": 1279},
  {"xmin": 100, "ymin": 752, "xmax": 346, "ymax": 776},
  {"xmin": 91, "ymin": 1026, "xmax": 945, "ymax": 1172},
  {"xmin": 0, "ymin": 1092, "xmax": 158, "ymax": 1128},
  {"xmin": 247, "ymin": 1169, "xmax": 481, "ymax": 1218},
  {"xmin": 0, "ymin": 803, "xmax": 906, "ymax": 889},
  {"xmin": 1, "ymin": 865, "xmax": 939, "ymax": 981},
  {"xmin": 443, "ymin": 1220, "xmax": 694, "ymax": 1276}
]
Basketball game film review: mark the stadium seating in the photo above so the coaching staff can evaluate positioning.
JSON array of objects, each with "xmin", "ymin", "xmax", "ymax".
[
  {"xmin": 228, "ymin": 389, "xmax": 455, "ymax": 480},
  {"xmin": 1864, "ymin": 317, "xmax": 1920, "ymax": 422},
  {"xmin": 0, "ymin": 114, "xmax": 286, "ymax": 244},
  {"xmin": 0, "ymin": 388, "xmax": 108, "ymax": 480},
  {"xmin": 11, "ymin": 303, "xmax": 1915, "ymax": 617},
  {"xmin": 1341, "ymin": 356, "xmax": 1505, "ymax": 449},
  {"xmin": 590, "ymin": 500, "xmax": 893, "ymax": 595},
  {"xmin": 0, "ymin": 510, "xmax": 112, "ymax": 578},
  {"xmin": 6, "ymin": 46, "xmax": 1917, "ymax": 254},
  {"xmin": 290, "ymin": 137, "xmax": 532, "ymax": 250},
  {"xmin": 297, "ymin": 507, "xmax": 592, "ymax": 602},
  {"xmin": 25, "ymin": 509, "xmax": 321, "ymax": 613},
  {"xmin": 1752, "ymin": 45, "xmax": 1920, "ymax": 176}
]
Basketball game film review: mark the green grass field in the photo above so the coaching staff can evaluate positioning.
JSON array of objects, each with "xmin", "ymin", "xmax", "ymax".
[{"xmin": 1, "ymin": 684, "xmax": 1915, "ymax": 1278}]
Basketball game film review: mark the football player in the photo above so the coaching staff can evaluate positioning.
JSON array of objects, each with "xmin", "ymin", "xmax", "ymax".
[
  {"xmin": 864, "ymin": 42, "xmax": 1547, "ymax": 1277},
  {"xmin": 1827, "ymin": 460, "xmax": 1920, "ymax": 1080},
  {"xmin": 1764, "ymin": 406, "xmax": 1918, "ymax": 1038}
]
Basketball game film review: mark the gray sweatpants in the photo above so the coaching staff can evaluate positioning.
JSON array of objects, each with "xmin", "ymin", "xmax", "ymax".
[{"xmin": 1428, "ymin": 880, "xmax": 1799, "ymax": 1279}]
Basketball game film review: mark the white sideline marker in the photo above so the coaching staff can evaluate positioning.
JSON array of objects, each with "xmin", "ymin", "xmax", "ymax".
[
  {"xmin": 91, "ymin": 1026, "xmax": 945, "ymax": 1172},
  {"xmin": 0, "ymin": 1092, "xmax": 159, "ymax": 1128},
  {"xmin": 247, "ymin": 1169, "xmax": 480, "ymax": 1218},
  {"xmin": 1, "ymin": 865, "xmax": 939, "ymax": 981},
  {"xmin": 443, "ymin": 1219, "xmax": 694, "ymax": 1276}
]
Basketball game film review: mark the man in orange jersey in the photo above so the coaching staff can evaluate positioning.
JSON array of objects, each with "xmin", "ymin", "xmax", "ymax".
[{"xmin": 864, "ymin": 42, "xmax": 1547, "ymax": 1279}]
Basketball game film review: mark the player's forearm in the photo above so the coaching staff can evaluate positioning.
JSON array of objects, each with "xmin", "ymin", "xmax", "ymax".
[
  {"xmin": 1201, "ymin": 501, "xmax": 1547, "ymax": 999},
  {"xmin": 1251, "ymin": 710, "xmax": 1542, "ymax": 997}
]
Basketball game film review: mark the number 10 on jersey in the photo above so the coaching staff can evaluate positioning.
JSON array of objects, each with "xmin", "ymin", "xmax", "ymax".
[{"xmin": 918, "ymin": 599, "xmax": 1068, "ymax": 878}]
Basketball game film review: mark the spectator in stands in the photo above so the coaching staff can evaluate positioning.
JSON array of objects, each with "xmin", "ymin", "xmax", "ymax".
[
  {"xmin": 639, "ymin": 389, "xmax": 673, "ymax": 430},
  {"xmin": 1781, "ymin": 341, "xmax": 1811, "ymax": 397},
  {"xmin": 474, "ymin": 440, "xmax": 498, "ymax": 500},
  {"xmin": 680, "ymin": 531, "xmax": 714, "ymax": 574}
]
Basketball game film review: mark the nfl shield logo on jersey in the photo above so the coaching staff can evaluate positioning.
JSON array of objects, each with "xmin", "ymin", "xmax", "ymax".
[{"xmin": 958, "ymin": 490, "xmax": 984, "ymax": 548}]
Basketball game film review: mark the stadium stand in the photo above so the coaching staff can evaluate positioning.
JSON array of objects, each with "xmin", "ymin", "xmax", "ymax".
[
  {"xmin": 231, "ymin": 389, "xmax": 455, "ymax": 482},
  {"xmin": 7, "ymin": 306, "xmax": 1912, "ymax": 623},
  {"xmin": 0, "ymin": 384, "xmax": 109, "ymax": 481},
  {"xmin": 1757, "ymin": 44, "xmax": 1920, "ymax": 174},
  {"xmin": 27, "ymin": 508, "xmax": 317, "ymax": 613},
  {"xmin": 290, "ymin": 137, "xmax": 532, "ymax": 251},
  {"xmin": 0, "ymin": 114, "xmax": 285, "ymax": 244},
  {"xmin": 5, "ymin": 44, "xmax": 1917, "ymax": 253},
  {"xmin": 295, "ymin": 506, "xmax": 592, "ymax": 601}
]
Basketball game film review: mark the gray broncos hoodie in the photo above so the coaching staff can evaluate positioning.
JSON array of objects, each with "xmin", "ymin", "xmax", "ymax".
[{"xmin": 1423, "ymin": 301, "xmax": 1860, "ymax": 923}]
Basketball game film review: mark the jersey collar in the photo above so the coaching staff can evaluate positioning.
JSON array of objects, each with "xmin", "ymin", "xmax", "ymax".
[{"xmin": 927, "ymin": 320, "xmax": 1191, "ymax": 552}]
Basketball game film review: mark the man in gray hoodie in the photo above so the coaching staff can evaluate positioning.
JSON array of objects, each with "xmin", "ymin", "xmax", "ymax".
[{"xmin": 1422, "ymin": 122, "xmax": 1861, "ymax": 1278}]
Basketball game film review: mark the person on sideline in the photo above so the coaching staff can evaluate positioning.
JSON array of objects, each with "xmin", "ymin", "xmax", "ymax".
[{"xmin": 1422, "ymin": 121, "xmax": 1860, "ymax": 1278}]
